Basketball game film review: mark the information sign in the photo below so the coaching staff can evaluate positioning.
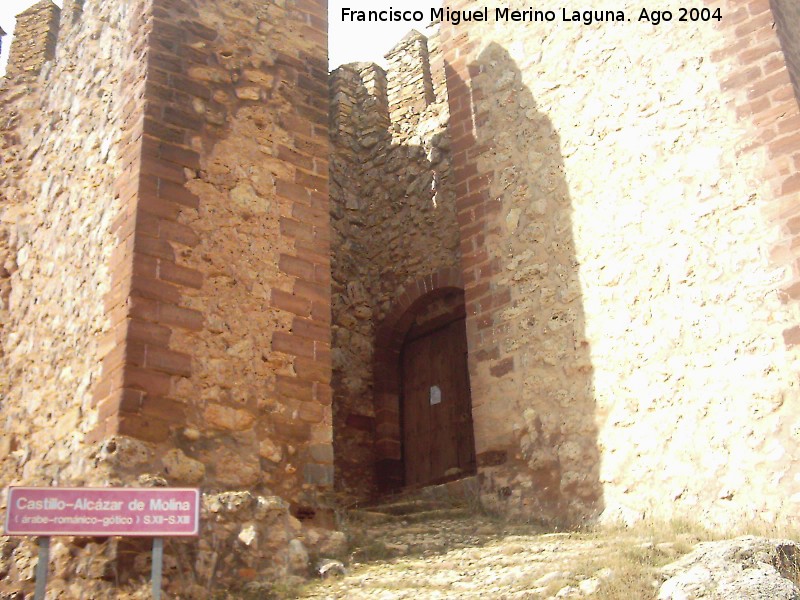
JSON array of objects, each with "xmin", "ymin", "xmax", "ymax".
[{"xmin": 5, "ymin": 487, "xmax": 200, "ymax": 537}]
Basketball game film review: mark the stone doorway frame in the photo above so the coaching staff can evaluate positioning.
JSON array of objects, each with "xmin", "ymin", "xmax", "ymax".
[{"xmin": 372, "ymin": 267, "xmax": 467, "ymax": 491}]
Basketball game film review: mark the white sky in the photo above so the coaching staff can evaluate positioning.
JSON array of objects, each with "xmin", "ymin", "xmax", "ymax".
[
  {"xmin": 0, "ymin": 1, "xmax": 438, "ymax": 75},
  {"xmin": 328, "ymin": 1, "xmax": 437, "ymax": 67}
]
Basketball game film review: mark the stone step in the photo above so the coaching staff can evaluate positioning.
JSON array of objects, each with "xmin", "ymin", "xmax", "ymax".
[
  {"xmin": 347, "ymin": 505, "xmax": 474, "ymax": 533},
  {"xmin": 396, "ymin": 506, "xmax": 472, "ymax": 524},
  {"xmin": 345, "ymin": 476, "xmax": 480, "ymax": 532},
  {"xmin": 347, "ymin": 510, "xmax": 399, "ymax": 526},
  {"xmin": 362, "ymin": 498, "xmax": 454, "ymax": 516},
  {"xmin": 358, "ymin": 507, "xmax": 473, "ymax": 530},
  {"xmin": 357, "ymin": 475, "xmax": 480, "ymax": 511}
]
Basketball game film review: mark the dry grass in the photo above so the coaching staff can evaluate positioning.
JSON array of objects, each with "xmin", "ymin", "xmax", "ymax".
[
  {"xmin": 566, "ymin": 518, "xmax": 800, "ymax": 600},
  {"xmin": 109, "ymin": 494, "xmax": 800, "ymax": 600},
  {"xmin": 285, "ymin": 494, "xmax": 800, "ymax": 600}
]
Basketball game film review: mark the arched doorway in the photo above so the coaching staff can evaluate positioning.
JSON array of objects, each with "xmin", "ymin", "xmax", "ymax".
[{"xmin": 372, "ymin": 272, "xmax": 476, "ymax": 491}]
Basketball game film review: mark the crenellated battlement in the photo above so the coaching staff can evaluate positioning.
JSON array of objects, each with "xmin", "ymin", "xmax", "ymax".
[
  {"xmin": 2, "ymin": 0, "xmax": 89, "ymax": 80},
  {"xmin": 330, "ymin": 28, "xmax": 450, "ymax": 151},
  {"xmin": 5, "ymin": 0, "xmax": 60, "ymax": 76},
  {"xmin": 330, "ymin": 62, "xmax": 389, "ymax": 147},
  {"xmin": 385, "ymin": 30, "xmax": 435, "ymax": 126}
]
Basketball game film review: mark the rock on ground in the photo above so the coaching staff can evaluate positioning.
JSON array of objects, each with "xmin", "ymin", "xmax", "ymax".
[{"xmin": 658, "ymin": 536, "xmax": 800, "ymax": 600}]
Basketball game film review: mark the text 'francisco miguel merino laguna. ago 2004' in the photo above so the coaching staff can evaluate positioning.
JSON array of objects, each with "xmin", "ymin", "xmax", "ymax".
[{"xmin": 340, "ymin": 6, "xmax": 723, "ymax": 26}]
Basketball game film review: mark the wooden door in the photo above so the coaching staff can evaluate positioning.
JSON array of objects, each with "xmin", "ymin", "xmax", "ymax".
[{"xmin": 401, "ymin": 317, "xmax": 476, "ymax": 487}]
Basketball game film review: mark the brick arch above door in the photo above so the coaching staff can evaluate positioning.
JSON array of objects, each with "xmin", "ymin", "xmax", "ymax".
[{"xmin": 372, "ymin": 267, "xmax": 465, "ymax": 491}]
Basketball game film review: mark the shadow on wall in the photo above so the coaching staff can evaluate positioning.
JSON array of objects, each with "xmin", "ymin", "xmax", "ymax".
[
  {"xmin": 771, "ymin": 0, "xmax": 800, "ymax": 105},
  {"xmin": 447, "ymin": 42, "xmax": 603, "ymax": 525}
]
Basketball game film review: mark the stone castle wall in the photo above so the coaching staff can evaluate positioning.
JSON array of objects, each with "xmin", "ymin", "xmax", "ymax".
[
  {"xmin": 329, "ymin": 0, "xmax": 800, "ymax": 527},
  {"xmin": 330, "ymin": 30, "xmax": 461, "ymax": 497},
  {"xmin": 0, "ymin": 0, "xmax": 339, "ymax": 596},
  {"xmin": 0, "ymin": 0, "xmax": 145, "ymax": 485},
  {"xmin": 0, "ymin": 0, "xmax": 153, "ymax": 592},
  {"xmin": 439, "ymin": 0, "xmax": 800, "ymax": 528},
  {"xmin": 120, "ymin": 0, "xmax": 333, "ymax": 513},
  {"xmin": 2, "ymin": 0, "xmax": 800, "ymax": 594}
]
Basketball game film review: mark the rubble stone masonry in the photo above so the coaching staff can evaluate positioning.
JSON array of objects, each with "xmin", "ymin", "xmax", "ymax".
[
  {"xmin": 330, "ymin": 29, "xmax": 461, "ymax": 497},
  {"xmin": 0, "ymin": 0, "xmax": 337, "ymax": 595},
  {"xmin": 3, "ymin": 0, "xmax": 800, "ymax": 594},
  {"xmin": 439, "ymin": 0, "xmax": 800, "ymax": 528}
]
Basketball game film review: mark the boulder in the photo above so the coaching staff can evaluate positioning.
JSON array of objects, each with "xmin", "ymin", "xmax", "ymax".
[{"xmin": 658, "ymin": 536, "xmax": 800, "ymax": 600}]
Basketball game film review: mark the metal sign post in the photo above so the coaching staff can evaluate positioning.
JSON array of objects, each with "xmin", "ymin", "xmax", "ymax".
[
  {"xmin": 152, "ymin": 537, "xmax": 164, "ymax": 600},
  {"xmin": 34, "ymin": 536, "xmax": 50, "ymax": 600}
]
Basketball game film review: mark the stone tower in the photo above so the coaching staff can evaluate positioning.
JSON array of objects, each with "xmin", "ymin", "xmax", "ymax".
[{"xmin": 0, "ymin": 0, "xmax": 334, "ymax": 593}]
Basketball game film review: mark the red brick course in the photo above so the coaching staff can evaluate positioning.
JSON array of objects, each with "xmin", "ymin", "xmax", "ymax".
[{"xmin": 439, "ymin": 5, "xmax": 518, "ymax": 388}]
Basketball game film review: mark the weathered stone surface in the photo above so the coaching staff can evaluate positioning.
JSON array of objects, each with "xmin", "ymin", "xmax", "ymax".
[
  {"xmin": 0, "ymin": 0, "xmax": 150, "ymax": 592},
  {"xmin": 161, "ymin": 448, "xmax": 205, "ymax": 484},
  {"xmin": 0, "ymin": 0, "xmax": 334, "ymax": 594},
  {"xmin": 330, "ymin": 29, "xmax": 460, "ymax": 498},
  {"xmin": 317, "ymin": 558, "xmax": 347, "ymax": 579},
  {"xmin": 319, "ymin": 531, "xmax": 348, "ymax": 557},
  {"xmin": 161, "ymin": 0, "xmax": 332, "ymax": 512},
  {"xmin": 259, "ymin": 437, "xmax": 283, "ymax": 463},
  {"xmin": 204, "ymin": 404, "xmax": 256, "ymax": 432},
  {"xmin": 658, "ymin": 537, "xmax": 800, "ymax": 599},
  {"xmin": 0, "ymin": 0, "xmax": 145, "ymax": 484},
  {"xmin": 438, "ymin": 0, "xmax": 800, "ymax": 529},
  {"xmin": 186, "ymin": 491, "xmax": 342, "ymax": 590},
  {"xmin": 288, "ymin": 538, "xmax": 310, "ymax": 573}
]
